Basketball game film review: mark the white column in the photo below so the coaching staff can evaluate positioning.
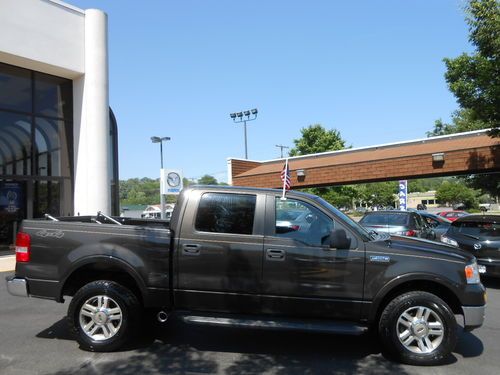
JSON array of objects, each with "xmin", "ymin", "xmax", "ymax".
[
  {"xmin": 226, "ymin": 158, "xmax": 233, "ymax": 186},
  {"xmin": 73, "ymin": 9, "xmax": 111, "ymax": 215}
]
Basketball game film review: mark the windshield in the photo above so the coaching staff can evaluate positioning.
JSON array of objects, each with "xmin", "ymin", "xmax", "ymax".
[
  {"xmin": 360, "ymin": 213, "xmax": 410, "ymax": 226},
  {"xmin": 314, "ymin": 197, "xmax": 371, "ymax": 240},
  {"xmin": 450, "ymin": 220, "xmax": 500, "ymax": 239}
]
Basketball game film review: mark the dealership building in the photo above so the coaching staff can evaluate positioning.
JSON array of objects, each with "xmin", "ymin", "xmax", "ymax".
[{"xmin": 0, "ymin": 0, "xmax": 118, "ymax": 250}]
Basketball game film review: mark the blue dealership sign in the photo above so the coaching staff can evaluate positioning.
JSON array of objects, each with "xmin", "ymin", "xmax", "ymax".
[
  {"xmin": 0, "ymin": 182, "xmax": 24, "ymax": 214},
  {"xmin": 398, "ymin": 180, "xmax": 407, "ymax": 211}
]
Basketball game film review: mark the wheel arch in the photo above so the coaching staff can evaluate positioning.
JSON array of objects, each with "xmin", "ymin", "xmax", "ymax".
[
  {"xmin": 60, "ymin": 256, "xmax": 147, "ymax": 305},
  {"xmin": 369, "ymin": 275, "xmax": 463, "ymax": 324}
]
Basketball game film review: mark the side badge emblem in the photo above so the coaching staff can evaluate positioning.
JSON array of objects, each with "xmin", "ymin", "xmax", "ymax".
[
  {"xmin": 473, "ymin": 243, "xmax": 482, "ymax": 250},
  {"xmin": 370, "ymin": 255, "xmax": 390, "ymax": 263}
]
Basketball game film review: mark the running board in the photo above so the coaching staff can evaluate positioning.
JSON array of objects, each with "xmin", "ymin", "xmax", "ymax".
[{"xmin": 180, "ymin": 314, "xmax": 367, "ymax": 335}]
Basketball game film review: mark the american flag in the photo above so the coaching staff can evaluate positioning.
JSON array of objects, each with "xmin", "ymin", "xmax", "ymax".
[{"xmin": 280, "ymin": 160, "xmax": 291, "ymax": 191}]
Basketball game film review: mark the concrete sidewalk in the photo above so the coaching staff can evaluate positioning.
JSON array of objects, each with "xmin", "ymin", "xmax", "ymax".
[{"xmin": 0, "ymin": 255, "xmax": 15, "ymax": 272}]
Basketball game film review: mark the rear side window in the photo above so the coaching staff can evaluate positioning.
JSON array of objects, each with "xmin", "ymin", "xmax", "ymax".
[
  {"xmin": 195, "ymin": 193, "xmax": 256, "ymax": 234},
  {"xmin": 360, "ymin": 213, "xmax": 409, "ymax": 226}
]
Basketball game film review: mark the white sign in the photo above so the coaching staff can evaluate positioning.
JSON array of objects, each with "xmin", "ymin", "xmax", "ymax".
[{"xmin": 161, "ymin": 169, "xmax": 183, "ymax": 195}]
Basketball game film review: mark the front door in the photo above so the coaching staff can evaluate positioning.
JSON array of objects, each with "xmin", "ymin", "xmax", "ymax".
[
  {"xmin": 262, "ymin": 195, "xmax": 365, "ymax": 319},
  {"xmin": 176, "ymin": 190, "xmax": 265, "ymax": 313}
]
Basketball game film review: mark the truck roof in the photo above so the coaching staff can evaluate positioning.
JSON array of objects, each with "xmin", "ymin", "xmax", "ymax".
[{"xmin": 186, "ymin": 185, "xmax": 319, "ymax": 200}]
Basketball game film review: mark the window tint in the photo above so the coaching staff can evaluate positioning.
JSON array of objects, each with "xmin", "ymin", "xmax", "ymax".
[
  {"xmin": 450, "ymin": 221, "xmax": 500, "ymax": 238},
  {"xmin": 195, "ymin": 193, "xmax": 256, "ymax": 234},
  {"xmin": 360, "ymin": 213, "xmax": 409, "ymax": 226},
  {"xmin": 275, "ymin": 198, "xmax": 334, "ymax": 247}
]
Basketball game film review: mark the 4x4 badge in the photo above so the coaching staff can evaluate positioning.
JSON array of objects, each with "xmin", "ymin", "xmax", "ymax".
[{"xmin": 370, "ymin": 255, "xmax": 390, "ymax": 263}]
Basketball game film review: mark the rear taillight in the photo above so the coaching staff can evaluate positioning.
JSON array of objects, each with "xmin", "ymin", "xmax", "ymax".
[
  {"xmin": 15, "ymin": 232, "xmax": 31, "ymax": 262},
  {"xmin": 405, "ymin": 230, "xmax": 417, "ymax": 237},
  {"xmin": 291, "ymin": 225, "xmax": 300, "ymax": 231}
]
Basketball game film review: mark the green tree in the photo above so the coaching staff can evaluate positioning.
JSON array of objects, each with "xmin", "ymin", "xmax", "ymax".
[
  {"xmin": 429, "ymin": 0, "xmax": 499, "ymax": 136},
  {"xmin": 362, "ymin": 182, "xmax": 398, "ymax": 207},
  {"xmin": 427, "ymin": 109, "xmax": 488, "ymax": 136},
  {"xmin": 289, "ymin": 124, "xmax": 347, "ymax": 156},
  {"xmin": 435, "ymin": 181, "xmax": 479, "ymax": 209},
  {"xmin": 197, "ymin": 174, "xmax": 218, "ymax": 185}
]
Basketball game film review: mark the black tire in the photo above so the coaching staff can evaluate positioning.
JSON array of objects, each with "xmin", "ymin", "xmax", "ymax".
[
  {"xmin": 68, "ymin": 280, "xmax": 141, "ymax": 352},
  {"xmin": 378, "ymin": 291, "xmax": 457, "ymax": 365}
]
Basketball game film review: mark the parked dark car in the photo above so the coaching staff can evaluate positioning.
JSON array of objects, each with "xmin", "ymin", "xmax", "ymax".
[
  {"xmin": 359, "ymin": 211, "xmax": 435, "ymax": 240},
  {"xmin": 418, "ymin": 212, "xmax": 452, "ymax": 241},
  {"xmin": 441, "ymin": 215, "xmax": 500, "ymax": 277}
]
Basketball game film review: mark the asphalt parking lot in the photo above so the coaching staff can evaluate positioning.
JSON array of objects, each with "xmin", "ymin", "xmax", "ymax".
[{"xmin": 1, "ymin": 271, "xmax": 499, "ymax": 375}]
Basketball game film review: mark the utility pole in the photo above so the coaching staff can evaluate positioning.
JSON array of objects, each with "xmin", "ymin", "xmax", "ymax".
[{"xmin": 275, "ymin": 144, "xmax": 289, "ymax": 158}]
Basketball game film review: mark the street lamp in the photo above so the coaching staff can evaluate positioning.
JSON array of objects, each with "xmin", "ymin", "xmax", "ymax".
[
  {"xmin": 151, "ymin": 136, "xmax": 171, "ymax": 219},
  {"xmin": 230, "ymin": 108, "xmax": 258, "ymax": 159}
]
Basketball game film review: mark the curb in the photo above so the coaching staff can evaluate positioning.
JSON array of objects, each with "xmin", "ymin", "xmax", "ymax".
[{"xmin": 0, "ymin": 255, "xmax": 15, "ymax": 273}]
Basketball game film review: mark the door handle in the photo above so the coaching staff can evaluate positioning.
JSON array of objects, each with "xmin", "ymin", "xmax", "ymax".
[
  {"xmin": 182, "ymin": 244, "xmax": 201, "ymax": 255},
  {"xmin": 266, "ymin": 248, "xmax": 285, "ymax": 261}
]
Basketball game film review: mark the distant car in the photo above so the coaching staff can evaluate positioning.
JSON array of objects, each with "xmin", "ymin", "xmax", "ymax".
[
  {"xmin": 441, "ymin": 215, "xmax": 500, "ymax": 277},
  {"xmin": 437, "ymin": 210, "xmax": 469, "ymax": 222},
  {"xmin": 359, "ymin": 211, "xmax": 435, "ymax": 239},
  {"xmin": 418, "ymin": 211, "xmax": 452, "ymax": 241}
]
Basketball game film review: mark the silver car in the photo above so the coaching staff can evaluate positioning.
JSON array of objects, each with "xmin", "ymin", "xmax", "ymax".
[{"xmin": 359, "ymin": 211, "xmax": 435, "ymax": 239}]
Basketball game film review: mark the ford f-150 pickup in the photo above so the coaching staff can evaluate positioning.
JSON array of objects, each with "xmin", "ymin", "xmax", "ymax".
[{"xmin": 6, "ymin": 186, "xmax": 486, "ymax": 365}]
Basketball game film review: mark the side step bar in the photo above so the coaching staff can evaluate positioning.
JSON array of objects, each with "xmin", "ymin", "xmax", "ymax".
[{"xmin": 179, "ymin": 313, "xmax": 367, "ymax": 335}]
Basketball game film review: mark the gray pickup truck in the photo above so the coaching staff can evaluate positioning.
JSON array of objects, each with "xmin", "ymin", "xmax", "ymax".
[{"xmin": 6, "ymin": 186, "xmax": 486, "ymax": 365}]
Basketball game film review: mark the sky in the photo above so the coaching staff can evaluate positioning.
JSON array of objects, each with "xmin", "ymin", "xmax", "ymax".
[{"xmin": 69, "ymin": 0, "xmax": 474, "ymax": 182}]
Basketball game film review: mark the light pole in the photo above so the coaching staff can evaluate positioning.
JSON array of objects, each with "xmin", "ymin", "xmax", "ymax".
[
  {"xmin": 275, "ymin": 144, "xmax": 289, "ymax": 158},
  {"xmin": 230, "ymin": 108, "xmax": 258, "ymax": 159},
  {"xmin": 151, "ymin": 136, "xmax": 171, "ymax": 219}
]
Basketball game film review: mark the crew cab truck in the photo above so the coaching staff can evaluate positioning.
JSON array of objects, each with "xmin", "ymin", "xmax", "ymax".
[{"xmin": 6, "ymin": 186, "xmax": 486, "ymax": 365}]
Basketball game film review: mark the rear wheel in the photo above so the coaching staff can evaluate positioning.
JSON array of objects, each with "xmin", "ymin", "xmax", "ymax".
[
  {"xmin": 378, "ymin": 291, "xmax": 457, "ymax": 365},
  {"xmin": 68, "ymin": 280, "xmax": 140, "ymax": 351}
]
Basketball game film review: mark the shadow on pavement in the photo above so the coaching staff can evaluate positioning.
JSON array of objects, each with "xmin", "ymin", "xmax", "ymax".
[
  {"xmin": 36, "ymin": 315, "xmax": 487, "ymax": 375},
  {"xmin": 453, "ymin": 329, "xmax": 484, "ymax": 358}
]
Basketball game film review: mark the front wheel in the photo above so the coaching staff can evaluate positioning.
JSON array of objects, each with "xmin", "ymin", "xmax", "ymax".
[
  {"xmin": 68, "ymin": 280, "xmax": 140, "ymax": 351},
  {"xmin": 378, "ymin": 291, "xmax": 457, "ymax": 365}
]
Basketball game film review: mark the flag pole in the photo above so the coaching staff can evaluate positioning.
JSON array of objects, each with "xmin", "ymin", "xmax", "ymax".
[{"xmin": 281, "ymin": 158, "xmax": 288, "ymax": 200}]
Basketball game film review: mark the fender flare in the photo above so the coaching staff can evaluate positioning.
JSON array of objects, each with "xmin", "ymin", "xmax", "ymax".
[
  {"xmin": 367, "ymin": 272, "xmax": 461, "ymax": 321},
  {"xmin": 58, "ymin": 255, "xmax": 148, "ymax": 301}
]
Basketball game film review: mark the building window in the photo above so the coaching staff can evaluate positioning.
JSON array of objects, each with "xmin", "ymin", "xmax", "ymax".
[{"xmin": 0, "ymin": 62, "xmax": 73, "ymax": 250}]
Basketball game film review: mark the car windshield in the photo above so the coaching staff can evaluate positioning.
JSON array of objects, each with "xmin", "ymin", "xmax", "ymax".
[
  {"xmin": 360, "ymin": 213, "xmax": 410, "ymax": 226},
  {"xmin": 450, "ymin": 220, "xmax": 500, "ymax": 238},
  {"xmin": 314, "ymin": 197, "xmax": 371, "ymax": 240}
]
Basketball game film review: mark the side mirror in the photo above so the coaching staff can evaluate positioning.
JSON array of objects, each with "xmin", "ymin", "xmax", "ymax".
[{"xmin": 329, "ymin": 229, "xmax": 351, "ymax": 250}]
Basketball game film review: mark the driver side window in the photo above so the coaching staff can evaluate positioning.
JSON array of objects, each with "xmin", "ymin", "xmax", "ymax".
[{"xmin": 275, "ymin": 198, "xmax": 333, "ymax": 247}]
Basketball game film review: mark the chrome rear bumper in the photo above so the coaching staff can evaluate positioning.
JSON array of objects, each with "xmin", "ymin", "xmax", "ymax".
[{"xmin": 6, "ymin": 276, "xmax": 28, "ymax": 297}]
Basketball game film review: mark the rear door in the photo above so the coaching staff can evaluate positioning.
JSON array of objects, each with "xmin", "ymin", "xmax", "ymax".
[
  {"xmin": 261, "ymin": 194, "xmax": 365, "ymax": 319},
  {"xmin": 176, "ymin": 190, "xmax": 265, "ymax": 313}
]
